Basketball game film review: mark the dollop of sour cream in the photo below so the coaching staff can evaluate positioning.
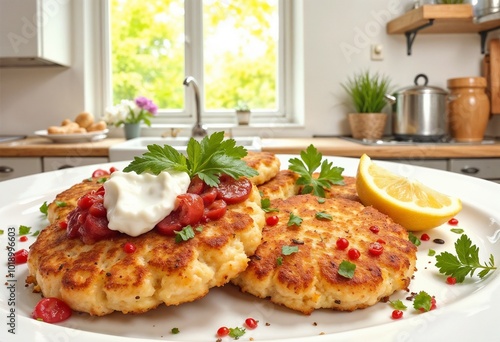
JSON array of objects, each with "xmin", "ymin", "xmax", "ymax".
[{"xmin": 103, "ymin": 170, "xmax": 190, "ymax": 236}]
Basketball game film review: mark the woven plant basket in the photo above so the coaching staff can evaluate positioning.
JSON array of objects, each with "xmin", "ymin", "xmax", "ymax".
[{"xmin": 348, "ymin": 113, "xmax": 387, "ymax": 140}]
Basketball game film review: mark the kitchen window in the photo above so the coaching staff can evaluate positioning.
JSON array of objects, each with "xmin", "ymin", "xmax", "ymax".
[{"xmin": 104, "ymin": 0, "xmax": 293, "ymax": 126}]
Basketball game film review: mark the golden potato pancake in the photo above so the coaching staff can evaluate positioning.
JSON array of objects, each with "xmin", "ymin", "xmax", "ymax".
[
  {"xmin": 243, "ymin": 151, "xmax": 281, "ymax": 185},
  {"xmin": 323, "ymin": 176, "xmax": 360, "ymax": 202},
  {"xmin": 47, "ymin": 177, "xmax": 106, "ymax": 223},
  {"xmin": 258, "ymin": 169, "xmax": 299, "ymax": 201},
  {"xmin": 232, "ymin": 194, "xmax": 417, "ymax": 314},
  {"xmin": 27, "ymin": 178, "xmax": 265, "ymax": 316}
]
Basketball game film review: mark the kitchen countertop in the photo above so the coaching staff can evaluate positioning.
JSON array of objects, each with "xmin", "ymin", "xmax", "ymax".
[
  {"xmin": 262, "ymin": 138, "xmax": 500, "ymax": 158},
  {"xmin": 0, "ymin": 137, "xmax": 124, "ymax": 157},
  {"xmin": 1, "ymin": 137, "xmax": 500, "ymax": 159}
]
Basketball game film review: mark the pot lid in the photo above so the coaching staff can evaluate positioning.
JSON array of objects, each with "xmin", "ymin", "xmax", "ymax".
[{"xmin": 394, "ymin": 74, "xmax": 448, "ymax": 95}]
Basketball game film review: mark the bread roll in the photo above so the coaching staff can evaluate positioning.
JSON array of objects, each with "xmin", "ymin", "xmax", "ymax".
[
  {"xmin": 87, "ymin": 121, "xmax": 107, "ymax": 132},
  {"xmin": 75, "ymin": 112, "xmax": 94, "ymax": 129}
]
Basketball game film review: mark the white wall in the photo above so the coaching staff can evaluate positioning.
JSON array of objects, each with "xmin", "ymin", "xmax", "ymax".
[{"xmin": 1, "ymin": 0, "xmax": 499, "ymax": 138}]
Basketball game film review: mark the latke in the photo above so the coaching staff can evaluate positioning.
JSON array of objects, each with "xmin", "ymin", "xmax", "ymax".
[
  {"xmin": 258, "ymin": 169, "xmax": 299, "ymax": 201},
  {"xmin": 27, "ymin": 178, "xmax": 265, "ymax": 316},
  {"xmin": 232, "ymin": 194, "xmax": 417, "ymax": 314},
  {"xmin": 243, "ymin": 151, "xmax": 281, "ymax": 185}
]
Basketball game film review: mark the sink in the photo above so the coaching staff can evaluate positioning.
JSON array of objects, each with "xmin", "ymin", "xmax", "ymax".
[{"xmin": 109, "ymin": 136, "xmax": 262, "ymax": 162}]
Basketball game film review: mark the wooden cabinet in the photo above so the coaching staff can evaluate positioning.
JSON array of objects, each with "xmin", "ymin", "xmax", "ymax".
[{"xmin": 0, "ymin": 157, "xmax": 42, "ymax": 181}]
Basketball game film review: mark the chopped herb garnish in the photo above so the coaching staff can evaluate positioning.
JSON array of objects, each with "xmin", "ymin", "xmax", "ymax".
[
  {"xmin": 229, "ymin": 326, "xmax": 246, "ymax": 339},
  {"xmin": 171, "ymin": 327, "xmax": 180, "ymax": 334},
  {"xmin": 282, "ymin": 245, "xmax": 299, "ymax": 256},
  {"xmin": 288, "ymin": 144, "xmax": 344, "ymax": 198},
  {"xmin": 55, "ymin": 201, "xmax": 67, "ymax": 208},
  {"xmin": 428, "ymin": 249, "xmax": 436, "ymax": 257},
  {"xmin": 435, "ymin": 234, "xmax": 496, "ymax": 283},
  {"xmin": 195, "ymin": 226, "xmax": 203, "ymax": 232},
  {"xmin": 287, "ymin": 213, "xmax": 303, "ymax": 227},
  {"xmin": 174, "ymin": 226, "xmax": 195, "ymax": 243},
  {"xmin": 317, "ymin": 198, "xmax": 326, "ymax": 204},
  {"xmin": 408, "ymin": 232, "xmax": 421, "ymax": 246},
  {"xmin": 389, "ymin": 299, "xmax": 407, "ymax": 310},
  {"xmin": 123, "ymin": 131, "xmax": 258, "ymax": 187},
  {"xmin": 19, "ymin": 225, "xmax": 31, "ymax": 235},
  {"xmin": 338, "ymin": 260, "xmax": 356, "ymax": 279},
  {"xmin": 413, "ymin": 291, "xmax": 433, "ymax": 312},
  {"xmin": 97, "ymin": 177, "xmax": 108, "ymax": 184},
  {"xmin": 39, "ymin": 202, "xmax": 49, "ymax": 217},
  {"xmin": 450, "ymin": 228, "xmax": 464, "ymax": 234},
  {"xmin": 261, "ymin": 197, "xmax": 279, "ymax": 213},
  {"xmin": 315, "ymin": 211, "xmax": 332, "ymax": 221},
  {"xmin": 276, "ymin": 256, "xmax": 283, "ymax": 265}
]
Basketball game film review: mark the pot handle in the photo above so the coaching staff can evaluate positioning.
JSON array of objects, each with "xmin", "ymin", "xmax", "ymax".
[
  {"xmin": 384, "ymin": 94, "xmax": 396, "ymax": 104},
  {"xmin": 414, "ymin": 73, "xmax": 428, "ymax": 86}
]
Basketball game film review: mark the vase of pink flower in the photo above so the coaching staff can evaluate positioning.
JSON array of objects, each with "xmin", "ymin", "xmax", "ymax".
[{"xmin": 104, "ymin": 96, "xmax": 158, "ymax": 139}]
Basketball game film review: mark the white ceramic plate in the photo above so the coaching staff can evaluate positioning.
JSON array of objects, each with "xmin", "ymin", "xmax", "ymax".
[
  {"xmin": 34, "ymin": 129, "xmax": 109, "ymax": 143},
  {"xmin": 1, "ymin": 156, "xmax": 499, "ymax": 342}
]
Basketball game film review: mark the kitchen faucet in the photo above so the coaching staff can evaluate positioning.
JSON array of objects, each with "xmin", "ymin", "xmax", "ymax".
[{"xmin": 183, "ymin": 76, "xmax": 207, "ymax": 138}]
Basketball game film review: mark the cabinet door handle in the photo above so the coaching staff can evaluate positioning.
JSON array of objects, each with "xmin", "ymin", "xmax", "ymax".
[
  {"xmin": 461, "ymin": 166, "xmax": 480, "ymax": 174},
  {"xmin": 0, "ymin": 166, "xmax": 14, "ymax": 173}
]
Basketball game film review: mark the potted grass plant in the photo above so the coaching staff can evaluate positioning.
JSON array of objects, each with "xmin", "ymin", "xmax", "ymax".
[{"xmin": 341, "ymin": 70, "xmax": 392, "ymax": 140}]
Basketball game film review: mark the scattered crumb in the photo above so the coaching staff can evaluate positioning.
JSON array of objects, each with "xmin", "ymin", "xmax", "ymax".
[{"xmin": 312, "ymin": 322, "xmax": 317, "ymax": 326}]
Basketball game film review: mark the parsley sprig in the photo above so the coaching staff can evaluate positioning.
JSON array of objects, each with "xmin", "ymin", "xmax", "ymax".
[
  {"xmin": 123, "ymin": 132, "xmax": 258, "ymax": 187},
  {"xmin": 288, "ymin": 144, "xmax": 344, "ymax": 197},
  {"xmin": 435, "ymin": 234, "xmax": 497, "ymax": 283}
]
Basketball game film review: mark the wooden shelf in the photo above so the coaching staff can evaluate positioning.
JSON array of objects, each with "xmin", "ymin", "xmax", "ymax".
[{"xmin": 386, "ymin": 4, "xmax": 500, "ymax": 54}]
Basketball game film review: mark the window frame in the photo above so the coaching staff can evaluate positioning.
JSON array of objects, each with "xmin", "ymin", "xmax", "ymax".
[{"xmin": 102, "ymin": 0, "xmax": 294, "ymax": 127}]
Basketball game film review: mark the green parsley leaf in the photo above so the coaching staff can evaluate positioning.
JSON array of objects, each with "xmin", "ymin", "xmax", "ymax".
[
  {"xmin": 450, "ymin": 228, "xmax": 464, "ymax": 234},
  {"xmin": 288, "ymin": 144, "xmax": 344, "ymax": 198},
  {"xmin": 389, "ymin": 299, "xmax": 407, "ymax": 310},
  {"xmin": 413, "ymin": 291, "xmax": 432, "ymax": 312},
  {"xmin": 19, "ymin": 225, "xmax": 31, "ymax": 235},
  {"xmin": 261, "ymin": 197, "xmax": 279, "ymax": 213},
  {"xmin": 287, "ymin": 213, "xmax": 303, "ymax": 227},
  {"xmin": 315, "ymin": 211, "xmax": 332, "ymax": 220},
  {"xmin": 276, "ymin": 256, "xmax": 283, "ymax": 265},
  {"xmin": 123, "ymin": 132, "xmax": 258, "ymax": 187},
  {"xmin": 174, "ymin": 226, "xmax": 195, "ymax": 243},
  {"xmin": 408, "ymin": 232, "xmax": 421, "ymax": 246},
  {"xmin": 97, "ymin": 177, "xmax": 108, "ymax": 184},
  {"xmin": 40, "ymin": 201, "xmax": 49, "ymax": 217},
  {"xmin": 171, "ymin": 327, "xmax": 180, "ymax": 334},
  {"xmin": 282, "ymin": 245, "xmax": 299, "ymax": 256},
  {"xmin": 229, "ymin": 326, "xmax": 246, "ymax": 339},
  {"xmin": 435, "ymin": 234, "xmax": 496, "ymax": 283},
  {"xmin": 428, "ymin": 249, "xmax": 436, "ymax": 257},
  {"xmin": 338, "ymin": 260, "xmax": 356, "ymax": 279},
  {"xmin": 55, "ymin": 201, "xmax": 67, "ymax": 208}
]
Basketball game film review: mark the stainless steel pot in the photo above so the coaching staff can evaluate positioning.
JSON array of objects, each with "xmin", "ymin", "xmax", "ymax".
[{"xmin": 385, "ymin": 74, "xmax": 448, "ymax": 142}]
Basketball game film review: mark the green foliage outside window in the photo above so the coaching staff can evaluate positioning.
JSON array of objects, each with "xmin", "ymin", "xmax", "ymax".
[{"xmin": 110, "ymin": 0, "xmax": 278, "ymax": 112}]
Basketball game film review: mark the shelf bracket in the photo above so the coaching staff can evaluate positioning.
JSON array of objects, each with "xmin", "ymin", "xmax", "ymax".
[
  {"xmin": 479, "ymin": 26, "xmax": 500, "ymax": 54},
  {"xmin": 404, "ymin": 19, "xmax": 435, "ymax": 56}
]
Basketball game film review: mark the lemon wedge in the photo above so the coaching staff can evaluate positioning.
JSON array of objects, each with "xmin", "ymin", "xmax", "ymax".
[{"xmin": 356, "ymin": 154, "xmax": 462, "ymax": 231}]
